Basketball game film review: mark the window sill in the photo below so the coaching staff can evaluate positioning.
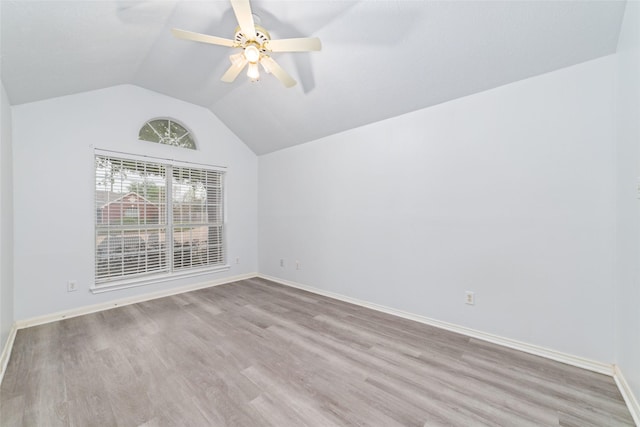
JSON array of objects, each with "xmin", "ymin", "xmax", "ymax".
[{"xmin": 90, "ymin": 265, "xmax": 231, "ymax": 294}]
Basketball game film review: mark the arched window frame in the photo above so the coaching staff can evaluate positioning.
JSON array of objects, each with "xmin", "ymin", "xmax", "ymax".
[{"xmin": 138, "ymin": 118, "xmax": 197, "ymax": 150}]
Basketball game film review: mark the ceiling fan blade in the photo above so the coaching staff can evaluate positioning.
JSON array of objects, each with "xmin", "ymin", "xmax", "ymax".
[
  {"xmin": 230, "ymin": 0, "xmax": 256, "ymax": 40},
  {"xmin": 267, "ymin": 37, "xmax": 322, "ymax": 52},
  {"xmin": 221, "ymin": 58, "xmax": 248, "ymax": 83},
  {"xmin": 260, "ymin": 57, "xmax": 296, "ymax": 88},
  {"xmin": 171, "ymin": 28, "xmax": 235, "ymax": 47}
]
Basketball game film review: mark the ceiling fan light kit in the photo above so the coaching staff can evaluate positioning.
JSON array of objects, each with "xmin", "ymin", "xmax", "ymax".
[
  {"xmin": 171, "ymin": 0, "xmax": 321, "ymax": 88},
  {"xmin": 243, "ymin": 44, "xmax": 261, "ymax": 63}
]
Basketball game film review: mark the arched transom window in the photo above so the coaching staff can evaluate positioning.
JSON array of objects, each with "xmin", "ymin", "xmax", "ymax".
[{"xmin": 139, "ymin": 118, "xmax": 196, "ymax": 150}]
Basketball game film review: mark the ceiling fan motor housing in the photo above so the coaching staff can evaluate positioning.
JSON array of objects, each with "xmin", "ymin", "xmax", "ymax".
[{"xmin": 234, "ymin": 24, "xmax": 271, "ymax": 52}]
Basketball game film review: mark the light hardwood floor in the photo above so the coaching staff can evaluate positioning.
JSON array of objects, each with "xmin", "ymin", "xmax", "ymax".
[{"xmin": 0, "ymin": 278, "xmax": 635, "ymax": 426}]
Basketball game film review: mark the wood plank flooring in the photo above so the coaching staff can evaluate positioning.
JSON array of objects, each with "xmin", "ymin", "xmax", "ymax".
[{"xmin": 0, "ymin": 278, "xmax": 634, "ymax": 426}]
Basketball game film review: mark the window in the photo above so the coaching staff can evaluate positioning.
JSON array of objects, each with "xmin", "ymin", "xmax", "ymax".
[
  {"xmin": 95, "ymin": 153, "xmax": 225, "ymax": 288},
  {"xmin": 124, "ymin": 207, "xmax": 139, "ymax": 218},
  {"xmin": 138, "ymin": 118, "xmax": 196, "ymax": 149}
]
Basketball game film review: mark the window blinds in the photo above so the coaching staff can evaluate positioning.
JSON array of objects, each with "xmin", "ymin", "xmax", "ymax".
[{"xmin": 95, "ymin": 154, "xmax": 225, "ymax": 284}]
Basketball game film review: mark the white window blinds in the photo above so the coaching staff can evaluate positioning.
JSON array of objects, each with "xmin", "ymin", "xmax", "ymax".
[
  {"xmin": 95, "ymin": 154, "xmax": 225, "ymax": 285},
  {"xmin": 171, "ymin": 166, "xmax": 224, "ymax": 271}
]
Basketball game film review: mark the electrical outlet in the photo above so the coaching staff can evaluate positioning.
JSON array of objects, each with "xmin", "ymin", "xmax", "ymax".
[
  {"xmin": 67, "ymin": 280, "xmax": 78, "ymax": 292},
  {"xmin": 280, "ymin": 259, "xmax": 285, "ymax": 268},
  {"xmin": 296, "ymin": 260, "xmax": 300, "ymax": 270},
  {"xmin": 465, "ymin": 291, "xmax": 475, "ymax": 305},
  {"xmin": 235, "ymin": 257, "xmax": 240, "ymax": 264}
]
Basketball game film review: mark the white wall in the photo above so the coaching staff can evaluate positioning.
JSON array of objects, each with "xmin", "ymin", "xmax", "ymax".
[
  {"xmin": 259, "ymin": 56, "xmax": 617, "ymax": 363},
  {"xmin": 0, "ymin": 82, "xmax": 15, "ymax": 348},
  {"xmin": 615, "ymin": 0, "xmax": 640, "ymax": 404},
  {"xmin": 12, "ymin": 85, "xmax": 257, "ymax": 320}
]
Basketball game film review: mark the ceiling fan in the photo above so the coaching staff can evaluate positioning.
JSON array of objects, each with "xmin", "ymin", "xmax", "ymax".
[{"xmin": 171, "ymin": 0, "xmax": 321, "ymax": 88}]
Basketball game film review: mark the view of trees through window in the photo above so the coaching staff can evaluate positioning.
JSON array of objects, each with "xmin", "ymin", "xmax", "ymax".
[
  {"xmin": 138, "ymin": 118, "xmax": 196, "ymax": 149},
  {"xmin": 95, "ymin": 155, "xmax": 224, "ymax": 284}
]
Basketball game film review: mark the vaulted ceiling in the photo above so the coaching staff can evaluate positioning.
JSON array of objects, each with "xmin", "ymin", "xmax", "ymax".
[{"xmin": 0, "ymin": 1, "xmax": 627, "ymax": 154}]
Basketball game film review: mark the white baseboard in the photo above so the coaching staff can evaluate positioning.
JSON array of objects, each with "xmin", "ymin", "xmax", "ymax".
[
  {"xmin": 258, "ymin": 274, "xmax": 614, "ymax": 376},
  {"xmin": 614, "ymin": 365, "xmax": 640, "ymax": 426},
  {"xmin": 0, "ymin": 323, "xmax": 17, "ymax": 386},
  {"xmin": 15, "ymin": 272, "xmax": 257, "ymax": 330}
]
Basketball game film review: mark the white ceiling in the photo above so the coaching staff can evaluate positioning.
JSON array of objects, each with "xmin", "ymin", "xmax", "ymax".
[{"xmin": 1, "ymin": 0, "xmax": 627, "ymax": 154}]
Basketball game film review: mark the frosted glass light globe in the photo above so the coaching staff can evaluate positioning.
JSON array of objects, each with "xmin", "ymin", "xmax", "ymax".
[
  {"xmin": 244, "ymin": 45, "xmax": 260, "ymax": 63},
  {"xmin": 247, "ymin": 62, "xmax": 260, "ymax": 80}
]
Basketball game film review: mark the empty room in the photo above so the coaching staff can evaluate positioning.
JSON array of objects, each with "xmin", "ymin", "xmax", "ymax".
[{"xmin": 1, "ymin": 0, "xmax": 639, "ymax": 425}]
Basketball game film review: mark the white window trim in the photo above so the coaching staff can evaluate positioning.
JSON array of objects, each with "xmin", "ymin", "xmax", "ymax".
[
  {"xmin": 92, "ymin": 148, "xmax": 229, "ymax": 293},
  {"xmin": 94, "ymin": 149, "xmax": 226, "ymax": 172},
  {"xmin": 89, "ymin": 264, "xmax": 230, "ymax": 294}
]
